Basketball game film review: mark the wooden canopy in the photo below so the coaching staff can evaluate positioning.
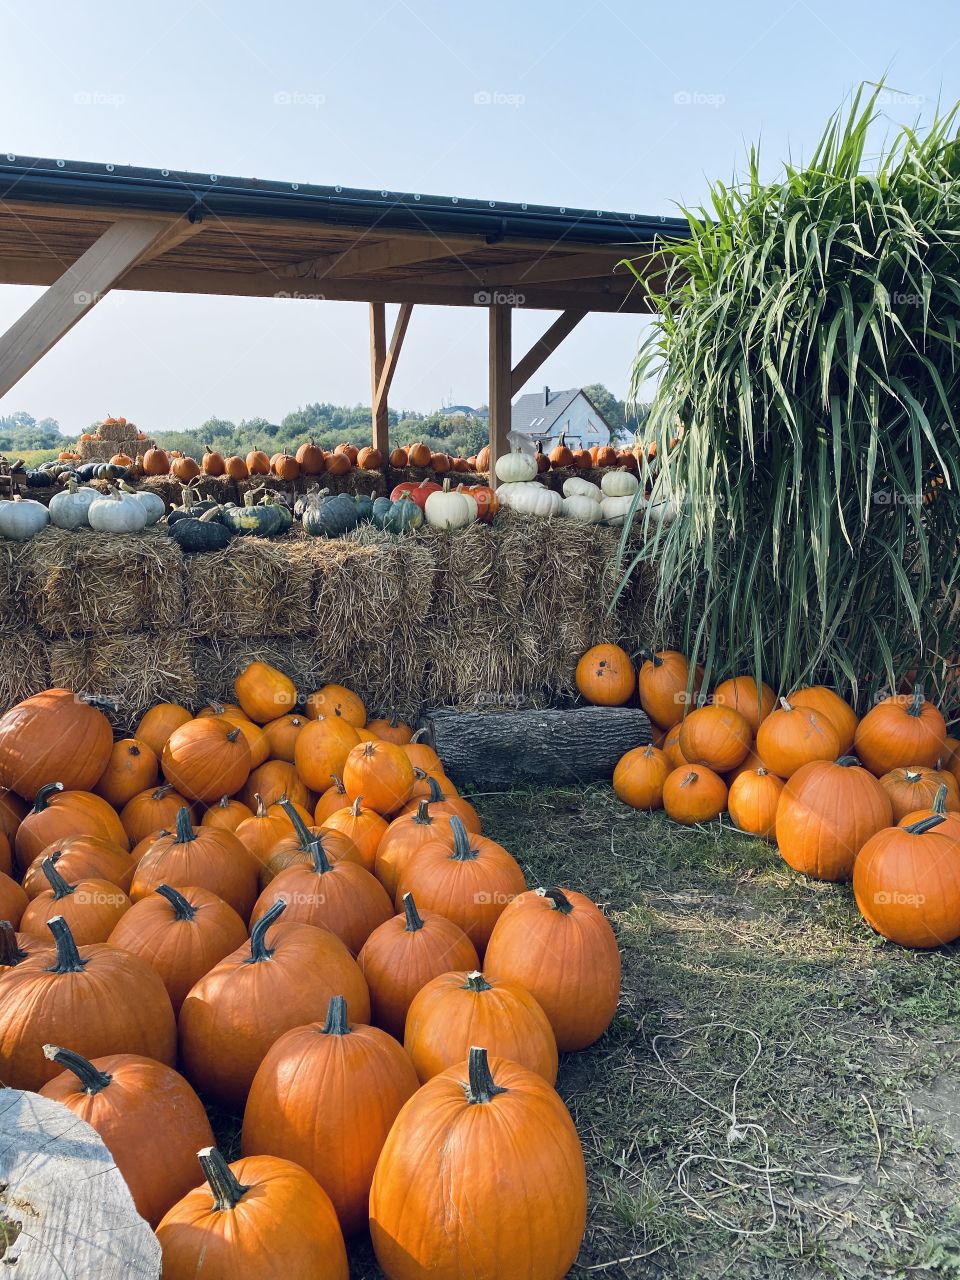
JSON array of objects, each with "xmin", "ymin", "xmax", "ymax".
[{"xmin": 0, "ymin": 155, "xmax": 687, "ymax": 480}]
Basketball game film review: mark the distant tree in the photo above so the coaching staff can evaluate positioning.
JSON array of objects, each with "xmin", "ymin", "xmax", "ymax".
[{"xmin": 582, "ymin": 384, "xmax": 625, "ymax": 432}]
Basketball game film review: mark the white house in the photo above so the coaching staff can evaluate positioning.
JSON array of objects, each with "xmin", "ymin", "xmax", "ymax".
[{"xmin": 511, "ymin": 386, "xmax": 612, "ymax": 452}]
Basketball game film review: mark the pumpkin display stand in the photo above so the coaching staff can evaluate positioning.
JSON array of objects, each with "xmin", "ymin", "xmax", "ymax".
[
  {"xmin": 78, "ymin": 418, "xmax": 156, "ymax": 466},
  {"xmin": 420, "ymin": 705, "xmax": 652, "ymax": 788}
]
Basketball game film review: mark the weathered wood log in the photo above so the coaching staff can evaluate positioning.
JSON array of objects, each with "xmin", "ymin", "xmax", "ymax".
[
  {"xmin": 0, "ymin": 1089, "xmax": 161, "ymax": 1278},
  {"xmin": 419, "ymin": 706, "xmax": 652, "ymax": 789}
]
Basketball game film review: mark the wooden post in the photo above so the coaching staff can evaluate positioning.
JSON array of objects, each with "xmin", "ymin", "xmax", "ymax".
[
  {"xmin": 488, "ymin": 303, "xmax": 512, "ymax": 488},
  {"xmin": 369, "ymin": 302, "xmax": 388, "ymax": 455},
  {"xmin": 0, "ymin": 216, "xmax": 187, "ymax": 401}
]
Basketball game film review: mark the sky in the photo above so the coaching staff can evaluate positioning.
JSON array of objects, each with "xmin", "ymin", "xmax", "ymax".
[{"xmin": 1, "ymin": 0, "xmax": 959, "ymax": 434}]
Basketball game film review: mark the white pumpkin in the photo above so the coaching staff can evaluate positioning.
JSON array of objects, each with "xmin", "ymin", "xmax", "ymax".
[
  {"xmin": 600, "ymin": 469, "xmax": 640, "ymax": 498},
  {"xmin": 494, "ymin": 448, "xmax": 537, "ymax": 484},
  {"xmin": 562, "ymin": 494, "xmax": 604, "ymax": 523},
  {"xmin": 646, "ymin": 498, "xmax": 678, "ymax": 526},
  {"xmin": 48, "ymin": 480, "xmax": 98, "ymax": 530},
  {"xmin": 0, "ymin": 497, "xmax": 50, "ymax": 541},
  {"xmin": 127, "ymin": 488, "xmax": 165, "ymax": 526},
  {"xmin": 88, "ymin": 486, "xmax": 149, "ymax": 534},
  {"xmin": 499, "ymin": 482, "xmax": 563, "ymax": 518},
  {"xmin": 562, "ymin": 477, "xmax": 603, "ymax": 501},
  {"xmin": 601, "ymin": 493, "xmax": 641, "ymax": 526},
  {"xmin": 424, "ymin": 480, "xmax": 478, "ymax": 529}
]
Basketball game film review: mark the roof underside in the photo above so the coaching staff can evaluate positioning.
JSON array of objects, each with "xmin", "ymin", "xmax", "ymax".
[{"xmin": 0, "ymin": 156, "xmax": 688, "ymax": 313}]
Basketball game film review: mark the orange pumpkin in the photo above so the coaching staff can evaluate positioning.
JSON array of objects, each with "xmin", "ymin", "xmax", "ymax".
[
  {"xmin": 94, "ymin": 738, "xmax": 159, "ymax": 809},
  {"xmin": 374, "ymin": 800, "xmax": 458, "ymax": 900},
  {"xmin": 756, "ymin": 698, "xmax": 841, "ymax": 778},
  {"xmin": 15, "ymin": 785, "xmax": 128, "ymax": 872},
  {"xmin": 200, "ymin": 796, "xmax": 253, "ymax": 834},
  {"xmin": 20, "ymin": 858, "xmax": 129, "ymax": 944},
  {"xmin": 294, "ymin": 716, "xmax": 361, "ymax": 793},
  {"xmin": 131, "ymin": 808, "xmax": 259, "ymax": 920},
  {"xmin": 296, "ymin": 441, "xmax": 326, "ymax": 475},
  {"xmin": 662, "ymin": 766, "xmax": 727, "ymax": 824},
  {"xmin": 575, "ymin": 644, "xmax": 635, "ymax": 706},
  {"xmin": 305, "ymin": 684, "xmax": 367, "ymax": 727},
  {"xmin": 712, "ymin": 677, "xmax": 777, "ymax": 734},
  {"xmin": 366, "ymin": 713, "xmax": 414, "ymax": 745},
  {"xmin": 135, "ymin": 704, "xmax": 192, "ymax": 758},
  {"xmin": 637, "ymin": 651, "xmax": 703, "ymax": 729},
  {"xmin": 727, "ymin": 768, "xmax": 783, "ymax": 839},
  {"xmin": 246, "ymin": 450, "xmax": 271, "ymax": 475},
  {"xmin": 342, "ymin": 740, "xmax": 415, "ymax": 816},
  {"xmin": 263, "ymin": 713, "xmax": 308, "ymax": 762},
  {"xmin": 612, "ymin": 744, "xmax": 670, "ymax": 809},
  {"xmin": 679, "ymin": 705, "xmax": 751, "ymax": 773},
  {"xmin": 235, "ymin": 661, "xmax": 298, "ymax": 724},
  {"xmin": 854, "ymin": 688, "xmax": 947, "ymax": 775},
  {"xmin": 321, "ymin": 797, "xmax": 388, "ymax": 874},
  {"xmin": 119, "ymin": 783, "xmax": 191, "ymax": 846},
  {"xmin": 787, "ymin": 685, "xmax": 858, "ymax": 754},
  {"xmin": 162, "ymin": 719, "xmax": 251, "ymax": 805},
  {"xmin": 878, "ymin": 766, "xmax": 960, "ymax": 824},
  {"xmin": 853, "ymin": 814, "xmax": 960, "ymax": 947},
  {"xmin": 23, "ymin": 837, "xmax": 136, "ymax": 898},
  {"xmin": 0, "ymin": 688, "xmax": 113, "ymax": 801},
  {"xmin": 775, "ymin": 756, "xmax": 892, "ymax": 881}
]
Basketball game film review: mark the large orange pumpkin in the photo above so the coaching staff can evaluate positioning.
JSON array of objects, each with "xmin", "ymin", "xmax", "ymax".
[
  {"xmin": 854, "ymin": 688, "xmax": 947, "ymax": 775},
  {"xmin": 178, "ymin": 902, "xmax": 371, "ymax": 1109},
  {"xmin": 404, "ymin": 967, "xmax": 558, "ymax": 1084},
  {"xmin": 94, "ymin": 738, "xmax": 159, "ymax": 809},
  {"xmin": 40, "ymin": 1046, "xmax": 215, "ymax": 1226},
  {"xmin": 242, "ymin": 994, "xmax": 420, "ymax": 1237},
  {"xmin": 294, "ymin": 716, "xmax": 361, "ymax": 793},
  {"xmin": 15, "ymin": 784, "xmax": 128, "ymax": 872},
  {"xmin": 787, "ymin": 686, "xmax": 858, "ymax": 754},
  {"xmin": 369, "ymin": 1048, "xmax": 586, "ymax": 1280},
  {"xmin": 575, "ymin": 644, "xmax": 635, "ymax": 706},
  {"xmin": 119, "ymin": 783, "xmax": 192, "ymax": 846},
  {"xmin": 357, "ymin": 893, "xmax": 479, "ymax": 1039},
  {"xmin": 755, "ymin": 697, "xmax": 841, "ymax": 778},
  {"xmin": 200, "ymin": 795, "xmax": 253, "ymax": 834},
  {"xmin": 678, "ymin": 704, "xmax": 752, "ymax": 772},
  {"xmin": 485, "ymin": 886, "xmax": 620, "ymax": 1051},
  {"xmin": 637, "ymin": 650, "xmax": 703, "ymax": 729},
  {"xmin": 712, "ymin": 677, "xmax": 777, "ymax": 734},
  {"xmin": 162, "ymin": 719, "xmax": 252, "ymax": 804},
  {"xmin": 305, "ymin": 683, "xmax": 367, "ymax": 727},
  {"xmin": 0, "ymin": 915, "xmax": 176, "ymax": 1090},
  {"xmin": 107, "ymin": 883, "xmax": 248, "ymax": 1015},
  {"xmin": 775, "ymin": 756, "xmax": 893, "ymax": 881},
  {"xmin": 131, "ymin": 808, "xmax": 259, "ymax": 920},
  {"xmin": 235, "ymin": 661, "xmax": 298, "ymax": 724},
  {"xmin": 853, "ymin": 814, "xmax": 960, "ymax": 947},
  {"xmin": 20, "ymin": 858, "xmax": 130, "ymax": 944},
  {"xmin": 898, "ymin": 783, "xmax": 960, "ymax": 837},
  {"xmin": 23, "ymin": 837, "xmax": 136, "ymax": 898},
  {"xmin": 878, "ymin": 766, "xmax": 960, "ymax": 824},
  {"xmin": 612, "ymin": 744, "xmax": 670, "ymax": 809},
  {"xmin": 662, "ymin": 765, "xmax": 727, "ymax": 824},
  {"xmin": 374, "ymin": 800, "xmax": 458, "ymax": 899},
  {"xmin": 0, "ymin": 689, "xmax": 113, "ymax": 800},
  {"xmin": 156, "ymin": 1148, "xmax": 348, "ymax": 1280},
  {"xmin": 342, "ymin": 740, "xmax": 415, "ymax": 816},
  {"xmin": 296, "ymin": 441, "xmax": 326, "ymax": 475},
  {"xmin": 727, "ymin": 767, "xmax": 783, "ymax": 839}
]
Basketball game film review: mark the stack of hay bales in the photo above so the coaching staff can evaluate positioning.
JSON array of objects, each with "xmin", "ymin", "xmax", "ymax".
[
  {"xmin": 10, "ymin": 528, "xmax": 194, "ymax": 733},
  {"xmin": 0, "ymin": 517, "xmax": 656, "ymax": 726},
  {"xmin": 78, "ymin": 417, "xmax": 156, "ymax": 465}
]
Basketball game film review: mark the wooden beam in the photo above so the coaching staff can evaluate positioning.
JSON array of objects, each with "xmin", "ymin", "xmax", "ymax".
[
  {"xmin": 426, "ymin": 249, "xmax": 631, "ymax": 289},
  {"xmin": 136, "ymin": 216, "xmax": 207, "ymax": 264},
  {"xmin": 511, "ymin": 308, "xmax": 588, "ymax": 396},
  {"xmin": 0, "ymin": 216, "xmax": 184, "ymax": 400},
  {"xmin": 0, "ymin": 257, "xmax": 654, "ymax": 312},
  {"xmin": 373, "ymin": 303, "xmax": 413, "ymax": 419},
  {"xmin": 283, "ymin": 236, "xmax": 481, "ymax": 281},
  {"xmin": 488, "ymin": 304, "xmax": 512, "ymax": 489},
  {"xmin": 369, "ymin": 303, "xmax": 388, "ymax": 454}
]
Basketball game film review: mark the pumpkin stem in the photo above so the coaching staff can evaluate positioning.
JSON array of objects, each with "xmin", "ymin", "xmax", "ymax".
[
  {"xmin": 216, "ymin": 795, "xmax": 232, "ymax": 810},
  {"xmin": 308, "ymin": 834, "xmax": 333, "ymax": 875},
  {"xmin": 835, "ymin": 755, "xmax": 859, "ymax": 767},
  {"xmin": 155, "ymin": 883, "xmax": 197, "ymax": 921},
  {"xmin": 539, "ymin": 886, "xmax": 574, "ymax": 915},
  {"xmin": 350, "ymin": 796, "xmax": 364, "ymax": 817},
  {"xmin": 175, "ymin": 807, "xmax": 197, "ymax": 844},
  {"xmin": 153, "ymin": 784, "xmax": 175, "ymax": 800},
  {"xmin": 255, "ymin": 793, "xmax": 268, "ymax": 819},
  {"xmin": 40, "ymin": 857, "xmax": 75, "ymax": 900},
  {"xmin": 363, "ymin": 741, "xmax": 377, "ymax": 759},
  {"xmin": 46, "ymin": 916, "xmax": 85, "ymax": 973},
  {"xmin": 322, "ymin": 995, "xmax": 351, "ymax": 1035},
  {"xmin": 424, "ymin": 775, "xmax": 445, "ymax": 803},
  {"xmin": 449, "ymin": 816, "xmax": 476, "ymax": 862},
  {"xmin": 127, "ymin": 743, "xmax": 141, "ymax": 758},
  {"xmin": 42, "ymin": 1044, "xmax": 112, "ymax": 1093},
  {"xmin": 197, "ymin": 1147, "xmax": 250, "ymax": 1212},
  {"xmin": 402, "ymin": 892, "xmax": 424, "ymax": 932},
  {"xmin": 932, "ymin": 783, "xmax": 949, "ymax": 816},
  {"xmin": 411, "ymin": 799, "xmax": 433, "ymax": 828},
  {"xmin": 32, "ymin": 782, "xmax": 64, "ymax": 814},
  {"xmin": 279, "ymin": 799, "xmax": 324, "ymax": 864},
  {"xmin": 908, "ymin": 685, "xmax": 925, "ymax": 717},
  {"xmin": 464, "ymin": 970, "xmax": 492, "ymax": 991},
  {"xmin": 905, "ymin": 814, "xmax": 945, "ymax": 835},
  {"xmin": 778, "ymin": 697, "xmax": 793, "ymax": 713},
  {"xmin": 247, "ymin": 901, "xmax": 285, "ymax": 963},
  {"xmin": 0, "ymin": 921, "xmax": 27, "ymax": 967},
  {"xmin": 208, "ymin": 701, "xmax": 226, "ymax": 715},
  {"xmin": 465, "ymin": 1046, "xmax": 507, "ymax": 1104},
  {"xmin": 225, "ymin": 727, "xmax": 242, "ymax": 744},
  {"xmin": 410, "ymin": 729, "xmax": 430, "ymax": 745}
]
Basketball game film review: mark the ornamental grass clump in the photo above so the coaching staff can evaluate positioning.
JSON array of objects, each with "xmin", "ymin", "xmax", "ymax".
[{"xmin": 624, "ymin": 84, "xmax": 960, "ymax": 707}]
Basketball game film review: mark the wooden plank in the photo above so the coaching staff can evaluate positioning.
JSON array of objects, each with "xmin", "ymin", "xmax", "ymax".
[
  {"xmin": 0, "ymin": 216, "xmax": 183, "ymax": 399},
  {"xmin": 282, "ymin": 235, "xmax": 481, "ymax": 281},
  {"xmin": 511, "ymin": 308, "xmax": 588, "ymax": 395},
  {"xmin": 0, "ymin": 257, "xmax": 654, "ymax": 312},
  {"xmin": 488, "ymin": 303, "xmax": 512, "ymax": 488},
  {"xmin": 369, "ymin": 303, "xmax": 388, "ymax": 453},
  {"xmin": 426, "ymin": 248, "xmax": 631, "ymax": 288},
  {"xmin": 373, "ymin": 303, "xmax": 413, "ymax": 420}
]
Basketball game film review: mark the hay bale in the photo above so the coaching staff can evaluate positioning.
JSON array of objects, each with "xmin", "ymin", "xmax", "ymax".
[
  {"xmin": 20, "ymin": 527, "xmax": 185, "ymax": 638},
  {"xmin": 0, "ymin": 627, "xmax": 50, "ymax": 709},
  {"xmin": 183, "ymin": 539, "xmax": 316, "ymax": 638},
  {"xmin": 193, "ymin": 635, "xmax": 322, "ymax": 705},
  {"xmin": 48, "ymin": 630, "xmax": 197, "ymax": 734},
  {"xmin": 305, "ymin": 531, "xmax": 435, "ymax": 720},
  {"xmin": 140, "ymin": 476, "xmax": 180, "ymax": 509},
  {"xmin": 0, "ymin": 539, "xmax": 28, "ymax": 635},
  {"xmin": 188, "ymin": 475, "xmax": 239, "ymax": 504}
]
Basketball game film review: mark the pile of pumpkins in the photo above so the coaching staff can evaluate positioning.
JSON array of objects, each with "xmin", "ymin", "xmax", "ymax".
[
  {"xmin": 578, "ymin": 643, "xmax": 960, "ymax": 951},
  {"xmin": 0, "ymin": 667, "xmax": 620, "ymax": 1278},
  {"xmin": 494, "ymin": 444, "xmax": 647, "ymax": 523},
  {"xmin": 0, "ymin": 482, "xmax": 165, "ymax": 541}
]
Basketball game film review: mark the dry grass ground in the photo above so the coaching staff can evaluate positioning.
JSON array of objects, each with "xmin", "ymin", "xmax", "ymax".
[{"xmin": 215, "ymin": 785, "xmax": 960, "ymax": 1279}]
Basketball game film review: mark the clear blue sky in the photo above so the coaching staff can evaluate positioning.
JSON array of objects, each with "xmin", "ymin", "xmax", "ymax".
[{"xmin": 1, "ymin": 0, "xmax": 958, "ymax": 433}]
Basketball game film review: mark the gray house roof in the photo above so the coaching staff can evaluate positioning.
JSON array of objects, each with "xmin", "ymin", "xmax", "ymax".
[{"xmin": 512, "ymin": 386, "xmax": 612, "ymax": 435}]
